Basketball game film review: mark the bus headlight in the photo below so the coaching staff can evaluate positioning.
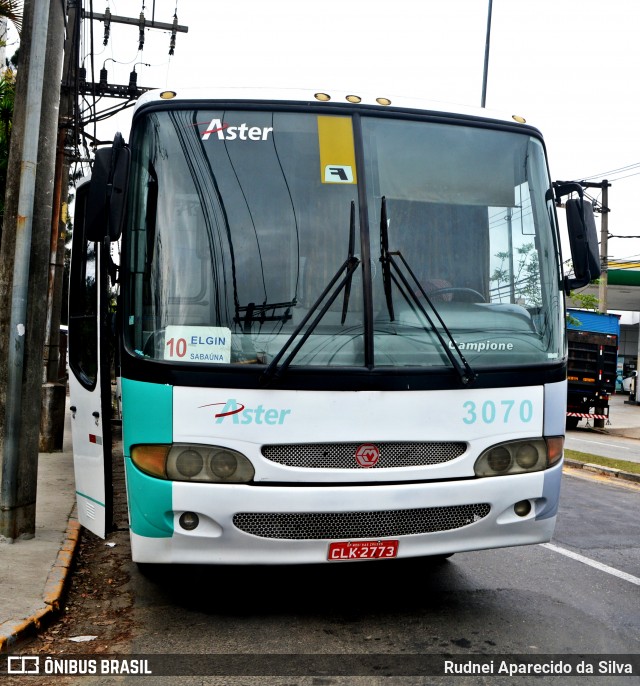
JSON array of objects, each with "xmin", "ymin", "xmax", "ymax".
[
  {"xmin": 474, "ymin": 437, "xmax": 563, "ymax": 477},
  {"xmin": 132, "ymin": 444, "xmax": 255, "ymax": 483}
]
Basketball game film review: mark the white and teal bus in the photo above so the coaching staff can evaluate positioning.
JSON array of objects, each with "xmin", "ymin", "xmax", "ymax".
[{"xmin": 68, "ymin": 87, "xmax": 599, "ymax": 565}]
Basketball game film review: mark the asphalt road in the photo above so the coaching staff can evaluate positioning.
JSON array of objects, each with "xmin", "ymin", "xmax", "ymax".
[
  {"xmin": 11, "ymin": 465, "xmax": 637, "ymax": 686},
  {"xmin": 565, "ymin": 392, "xmax": 640, "ymax": 462},
  {"xmin": 8, "ymin": 412, "xmax": 640, "ymax": 686},
  {"xmin": 122, "ymin": 470, "xmax": 640, "ymax": 676},
  {"xmin": 565, "ymin": 431, "xmax": 640, "ymax": 462}
]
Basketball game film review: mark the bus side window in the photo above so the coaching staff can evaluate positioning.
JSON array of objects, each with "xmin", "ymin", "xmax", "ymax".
[{"xmin": 68, "ymin": 180, "xmax": 99, "ymax": 389}]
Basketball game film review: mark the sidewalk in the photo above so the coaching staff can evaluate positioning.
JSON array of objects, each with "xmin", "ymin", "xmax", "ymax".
[
  {"xmin": 600, "ymin": 391, "xmax": 640, "ymax": 440},
  {"xmin": 0, "ymin": 408, "xmax": 79, "ymax": 652},
  {"xmin": 1, "ymin": 394, "xmax": 639, "ymax": 653}
]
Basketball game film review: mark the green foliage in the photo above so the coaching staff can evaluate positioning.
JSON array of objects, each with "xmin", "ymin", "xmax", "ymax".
[
  {"xmin": 566, "ymin": 279, "xmax": 601, "ymax": 325},
  {"xmin": 0, "ymin": 1, "xmax": 23, "ymax": 36},
  {"xmin": 564, "ymin": 449, "xmax": 640, "ymax": 476},
  {"xmin": 490, "ymin": 242, "xmax": 541, "ymax": 307},
  {"xmin": 0, "ymin": 69, "xmax": 15, "ymax": 227},
  {"xmin": 568, "ymin": 288, "xmax": 600, "ymax": 311}
]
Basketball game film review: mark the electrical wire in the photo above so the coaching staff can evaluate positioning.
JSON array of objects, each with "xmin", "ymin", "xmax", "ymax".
[{"xmin": 581, "ymin": 161, "xmax": 640, "ymax": 181}]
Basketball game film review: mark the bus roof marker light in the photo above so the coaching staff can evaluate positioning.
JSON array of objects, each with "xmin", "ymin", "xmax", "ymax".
[
  {"xmin": 512, "ymin": 114, "xmax": 526, "ymax": 123},
  {"xmin": 346, "ymin": 95, "xmax": 361, "ymax": 103},
  {"xmin": 160, "ymin": 90, "xmax": 177, "ymax": 99},
  {"xmin": 314, "ymin": 92, "xmax": 331, "ymax": 101},
  {"xmin": 376, "ymin": 97, "xmax": 392, "ymax": 106}
]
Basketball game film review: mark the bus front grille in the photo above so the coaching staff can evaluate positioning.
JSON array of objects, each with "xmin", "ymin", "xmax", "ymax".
[
  {"xmin": 232, "ymin": 504, "xmax": 490, "ymax": 540},
  {"xmin": 261, "ymin": 441, "xmax": 466, "ymax": 469}
]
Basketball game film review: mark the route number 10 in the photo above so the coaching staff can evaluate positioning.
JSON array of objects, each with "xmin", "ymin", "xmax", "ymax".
[{"xmin": 166, "ymin": 337, "xmax": 187, "ymax": 358}]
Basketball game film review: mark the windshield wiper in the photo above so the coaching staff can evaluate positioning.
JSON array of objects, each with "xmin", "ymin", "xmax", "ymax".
[
  {"xmin": 260, "ymin": 202, "xmax": 360, "ymax": 386},
  {"xmin": 379, "ymin": 196, "xmax": 395, "ymax": 321},
  {"xmin": 378, "ymin": 197, "xmax": 476, "ymax": 386}
]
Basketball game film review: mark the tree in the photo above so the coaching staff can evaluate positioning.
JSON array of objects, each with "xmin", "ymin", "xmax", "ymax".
[
  {"xmin": 0, "ymin": 69, "xmax": 14, "ymax": 229},
  {"xmin": 0, "ymin": 1, "xmax": 23, "ymax": 36},
  {"xmin": 490, "ymin": 242, "xmax": 542, "ymax": 308},
  {"xmin": 0, "ymin": 1, "xmax": 21, "ymax": 242}
]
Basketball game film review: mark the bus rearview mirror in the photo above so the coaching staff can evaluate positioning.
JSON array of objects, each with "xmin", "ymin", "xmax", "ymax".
[
  {"xmin": 565, "ymin": 198, "xmax": 600, "ymax": 292},
  {"xmin": 85, "ymin": 133, "xmax": 130, "ymax": 242}
]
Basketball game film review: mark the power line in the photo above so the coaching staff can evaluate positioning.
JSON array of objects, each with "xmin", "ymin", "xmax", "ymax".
[{"xmin": 581, "ymin": 161, "xmax": 640, "ymax": 181}]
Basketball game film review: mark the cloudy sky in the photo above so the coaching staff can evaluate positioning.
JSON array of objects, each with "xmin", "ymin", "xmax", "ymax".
[{"xmin": 68, "ymin": 0, "xmax": 640, "ymax": 265}]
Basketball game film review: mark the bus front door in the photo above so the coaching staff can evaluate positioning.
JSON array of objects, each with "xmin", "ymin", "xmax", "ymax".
[{"xmin": 68, "ymin": 179, "xmax": 113, "ymax": 538}]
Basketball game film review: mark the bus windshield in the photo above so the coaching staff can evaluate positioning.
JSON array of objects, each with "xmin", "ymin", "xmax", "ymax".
[{"xmin": 123, "ymin": 109, "xmax": 563, "ymax": 372}]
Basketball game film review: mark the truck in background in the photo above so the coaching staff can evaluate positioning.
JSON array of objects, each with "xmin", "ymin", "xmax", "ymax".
[{"xmin": 566, "ymin": 309, "xmax": 620, "ymax": 429}]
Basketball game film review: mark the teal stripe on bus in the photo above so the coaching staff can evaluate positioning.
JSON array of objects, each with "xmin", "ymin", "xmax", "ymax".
[
  {"xmin": 121, "ymin": 378, "xmax": 174, "ymax": 538},
  {"xmin": 121, "ymin": 378, "xmax": 173, "ymax": 452},
  {"xmin": 75, "ymin": 491, "xmax": 105, "ymax": 508},
  {"xmin": 125, "ymin": 458, "xmax": 174, "ymax": 538}
]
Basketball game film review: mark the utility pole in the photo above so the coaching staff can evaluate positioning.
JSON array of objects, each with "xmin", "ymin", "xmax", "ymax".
[
  {"xmin": 598, "ymin": 181, "xmax": 610, "ymax": 313},
  {"xmin": 40, "ymin": 1, "xmax": 187, "ymax": 449},
  {"xmin": 0, "ymin": 0, "xmax": 67, "ymax": 540},
  {"xmin": 40, "ymin": 2, "xmax": 81, "ymax": 451},
  {"xmin": 581, "ymin": 180, "xmax": 611, "ymax": 313},
  {"xmin": 576, "ymin": 180, "xmax": 610, "ymax": 428},
  {"xmin": 79, "ymin": 8, "xmax": 188, "ymax": 100}
]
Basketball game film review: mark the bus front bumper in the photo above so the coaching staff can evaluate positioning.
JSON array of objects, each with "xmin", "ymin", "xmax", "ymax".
[{"xmin": 126, "ymin": 459, "xmax": 562, "ymax": 565}]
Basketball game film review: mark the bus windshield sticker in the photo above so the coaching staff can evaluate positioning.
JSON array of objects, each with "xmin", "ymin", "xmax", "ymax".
[
  {"xmin": 200, "ymin": 118, "xmax": 274, "ymax": 142},
  {"xmin": 318, "ymin": 116, "xmax": 357, "ymax": 184},
  {"xmin": 163, "ymin": 325, "xmax": 231, "ymax": 363}
]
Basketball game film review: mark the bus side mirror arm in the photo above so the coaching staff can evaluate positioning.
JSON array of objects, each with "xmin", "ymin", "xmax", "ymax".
[{"xmin": 552, "ymin": 181, "xmax": 601, "ymax": 294}]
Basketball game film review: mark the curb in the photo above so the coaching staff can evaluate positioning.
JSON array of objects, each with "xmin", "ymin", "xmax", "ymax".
[
  {"xmin": 564, "ymin": 458, "xmax": 640, "ymax": 485},
  {"xmin": 0, "ymin": 457, "xmax": 636, "ymax": 653},
  {"xmin": 0, "ymin": 515, "xmax": 82, "ymax": 653}
]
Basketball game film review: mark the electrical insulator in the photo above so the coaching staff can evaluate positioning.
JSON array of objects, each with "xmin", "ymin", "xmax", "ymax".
[
  {"xmin": 128, "ymin": 70, "xmax": 138, "ymax": 95},
  {"xmin": 138, "ymin": 12, "xmax": 145, "ymax": 51},
  {"xmin": 103, "ymin": 7, "xmax": 111, "ymax": 46},
  {"xmin": 169, "ymin": 13, "xmax": 177, "ymax": 55}
]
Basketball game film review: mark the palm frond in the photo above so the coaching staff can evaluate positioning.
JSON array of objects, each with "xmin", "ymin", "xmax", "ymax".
[{"xmin": 0, "ymin": 0, "xmax": 23, "ymax": 36}]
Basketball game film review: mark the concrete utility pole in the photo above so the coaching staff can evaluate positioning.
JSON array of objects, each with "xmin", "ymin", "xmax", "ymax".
[
  {"xmin": 40, "ymin": 2, "xmax": 81, "ymax": 452},
  {"xmin": 0, "ymin": 0, "xmax": 67, "ymax": 540},
  {"xmin": 598, "ymin": 181, "xmax": 610, "ymax": 313},
  {"xmin": 581, "ymin": 180, "xmax": 611, "ymax": 313}
]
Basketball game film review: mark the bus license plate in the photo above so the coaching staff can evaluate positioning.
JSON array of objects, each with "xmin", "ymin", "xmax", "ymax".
[{"xmin": 328, "ymin": 540, "xmax": 399, "ymax": 561}]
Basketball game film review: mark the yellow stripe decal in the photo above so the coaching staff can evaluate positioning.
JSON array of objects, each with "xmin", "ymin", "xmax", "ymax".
[{"xmin": 318, "ymin": 116, "xmax": 357, "ymax": 185}]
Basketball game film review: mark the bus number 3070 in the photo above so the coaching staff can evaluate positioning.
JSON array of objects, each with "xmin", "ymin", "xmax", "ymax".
[{"xmin": 462, "ymin": 399, "xmax": 533, "ymax": 425}]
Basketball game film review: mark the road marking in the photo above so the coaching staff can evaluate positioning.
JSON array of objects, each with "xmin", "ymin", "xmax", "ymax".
[
  {"xmin": 566, "ymin": 438, "xmax": 631, "ymax": 451},
  {"xmin": 541, "ymin": 543, "xmax": 640, "ymax": 586}
]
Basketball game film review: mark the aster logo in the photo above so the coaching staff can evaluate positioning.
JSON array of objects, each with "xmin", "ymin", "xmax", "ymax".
[
  {"xmin": 201, "ymin": 118, "xmax": 274, "ymax": 141},
  {"xmin": 355, "ymin": 443, "xmax": 380, "ymax": 468},
  {"xmin": 199, "ymin": 398, "xmax": 291, "ymax": 425}
]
